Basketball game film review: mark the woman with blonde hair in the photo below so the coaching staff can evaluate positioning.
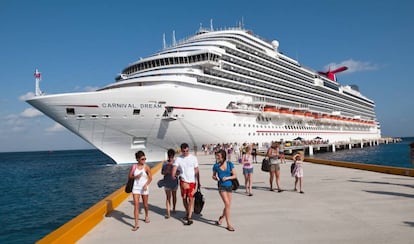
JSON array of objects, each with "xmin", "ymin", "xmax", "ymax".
[
  {"xmin": 266, "ymin": 142, "xmax": 283, "ymax": 192},
  {"xmin": 241, "ymin": 145, "xmax": 254, "ymax": 196}
]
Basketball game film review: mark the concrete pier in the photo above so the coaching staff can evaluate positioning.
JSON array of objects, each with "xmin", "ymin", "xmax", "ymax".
[
  {"xmin": 278, "ymin": 137, "xmax": 401, "ymax": 156},
  {"xmin": 71, "ymin": 154, "xmax": 414, "ymax": 244}
]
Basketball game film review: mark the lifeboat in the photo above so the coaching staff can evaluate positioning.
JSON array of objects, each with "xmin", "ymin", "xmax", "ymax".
[
  {"xmin": 293, "ymin": 110, "xmax": 305, "ymax": 117},
  {"xmin": 321, "ymin": 114, "xmax": 330, "ymax": 122},
  {"xmin": 303, "ymin": 111, "xmax": 314, "ymax": 121},
  {"xmin": 312, "ymin": 112, "xmax": 322, "ymax": 120},
  {"xmin": 263, "ymin": 106, "xmax": 280, "ymax": 118},
  {"xmin": 279, "ymin": 108, "xmax": 293, "ymax": 119}
]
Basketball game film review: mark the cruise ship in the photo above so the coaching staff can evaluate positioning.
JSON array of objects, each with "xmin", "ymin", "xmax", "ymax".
[{"xmin": 27, "ymin": 26, "xmax": 381, "ymax": 164}]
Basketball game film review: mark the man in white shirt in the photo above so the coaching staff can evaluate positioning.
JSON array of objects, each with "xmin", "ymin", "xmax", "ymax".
[{"xmin": 172, "ymin": 143, "xmax": 200, "ymax": 225}]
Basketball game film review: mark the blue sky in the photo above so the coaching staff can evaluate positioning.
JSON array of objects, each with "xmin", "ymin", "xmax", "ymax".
[{"xmin": 1, "ymin": 0, "xmax": 413, "ymax": 152}]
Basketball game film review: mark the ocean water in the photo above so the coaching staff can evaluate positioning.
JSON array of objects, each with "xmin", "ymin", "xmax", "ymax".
[
  {"xmin": 310, "ymin": 137, "xmax": 414, "ymax": 168},
  {"xmin": 0, "ymin": 137, "xmax": 413, "ymax": 243},
  {"xmin": 0, "ymin": 150, "xmax": 134, "ymax": 244}
]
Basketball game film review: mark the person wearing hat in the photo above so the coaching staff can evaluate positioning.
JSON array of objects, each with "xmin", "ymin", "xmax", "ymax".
[{"xmin": 292, "ymin": 151, "xmax": 304, "ymax": 194}]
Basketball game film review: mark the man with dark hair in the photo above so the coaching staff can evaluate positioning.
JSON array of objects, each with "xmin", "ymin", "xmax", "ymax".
[{"xmin": 172, "ymin": 143, "xmax": 200, "ymax": 225}]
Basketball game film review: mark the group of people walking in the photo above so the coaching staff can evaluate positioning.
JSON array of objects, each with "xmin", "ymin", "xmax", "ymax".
[{"xmin": 127, "ymin": 141, "xmax": 305, "ymax": 232}]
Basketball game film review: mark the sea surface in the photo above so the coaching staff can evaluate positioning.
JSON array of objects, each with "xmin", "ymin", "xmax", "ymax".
[{"xmin": 0, "ymin": 137, "xmax": 413, "ymax": 243}]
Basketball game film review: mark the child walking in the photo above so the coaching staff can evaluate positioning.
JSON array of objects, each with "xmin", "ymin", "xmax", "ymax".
[{"xmin": 292, "ymin": 151, "xmax": 304, "ymax": 194}]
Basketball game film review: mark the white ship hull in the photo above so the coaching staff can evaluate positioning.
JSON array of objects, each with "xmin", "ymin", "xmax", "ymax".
[{"xmin": 27, "ymin": 27, "xmax": 381, "ymax": 164}]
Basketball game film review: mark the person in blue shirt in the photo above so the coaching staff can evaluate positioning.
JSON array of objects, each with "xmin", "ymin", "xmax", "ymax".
[{"xmin": 212, "ymin": 149, "xmax": 237, "ymax": 231}]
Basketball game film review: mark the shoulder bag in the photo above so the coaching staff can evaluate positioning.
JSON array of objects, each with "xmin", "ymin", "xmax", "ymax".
[
  {"xmin": 125, "ymin": 164, "xmax": 136, "ymax": 193},
  {"xmin": 227, "ymin": 161, "xmax": 239, "ymax": 191},
  {"xmin": 261, "ymin": 157, "xmax": 270, "ymax": 172},
  {"xmin": 231, "ymin": 177, "xmax": 240, "ymax": 191}
]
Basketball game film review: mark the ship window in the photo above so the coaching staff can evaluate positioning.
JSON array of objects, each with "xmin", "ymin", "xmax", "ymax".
[
  {"xmin": 133, "ymin": 109, "xmax": 141, "ymax": 115},
  {"xmin": 66, "ymin": 108, "xmax": 75, "ymax": 115}
]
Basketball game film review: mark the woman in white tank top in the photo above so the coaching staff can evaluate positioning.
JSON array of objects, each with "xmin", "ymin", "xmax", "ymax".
[{"xmin": 129, "ymin": 151, "xmax": 152, "ymax": 231}]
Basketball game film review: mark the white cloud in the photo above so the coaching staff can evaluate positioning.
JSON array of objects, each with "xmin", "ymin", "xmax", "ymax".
[
  {"xmin": 4, "ymin": 114, "xmax": 25, "ymax": 132},
  {"xmin": 19, "ymin": 92, "xmax": 35, "ymax": 101},
  {"xmin": 324, "ymin": 59, "xmax": 379, "ymax": 73},
  {"xmin": 20, "ymin": 108, "xmax": 43, "ymax": 118},
  {"xmin": 46, "ymin": 123, "xmax": 66, "ymax": 132}
]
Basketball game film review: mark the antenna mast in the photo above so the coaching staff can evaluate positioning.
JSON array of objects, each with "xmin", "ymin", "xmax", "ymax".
[
  {"xmin": 163, "ymin": 33, "xmax": 166, "ymax": 49},
  {"xmin": 172, "ymin": 30, "xmax": 176, "ymax": 46},
  {"xmin": 34, "ymin": 68, "xmax": 42, "ymax": 96}
]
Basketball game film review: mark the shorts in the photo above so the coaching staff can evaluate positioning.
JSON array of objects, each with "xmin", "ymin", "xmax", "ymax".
[
  {"xmin": 218, "ymin": 185, "xmax": 233, "ymax": 192},
  {"xmin": 270, "ymin": 164, "xmax": 280, "ymax": 171},
  {"xmin": 132, "ymin": 188, "xmax": 149, "ymax": 195},
  {"xmin": 180, "ymin": 180, "xmax": 196, "ymax": 198},
  {"xmin": 243, "ymin": 167, "xmax": 253, "ymax": 174},
  {"xmin": 164, "ymin": 185, "xmax": 178, "ymax": 191}
]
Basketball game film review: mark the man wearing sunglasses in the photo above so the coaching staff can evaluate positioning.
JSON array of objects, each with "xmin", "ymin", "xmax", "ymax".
[{"xmin": 172, "ymin": 143, "xmax": 200, "ymax": 225}]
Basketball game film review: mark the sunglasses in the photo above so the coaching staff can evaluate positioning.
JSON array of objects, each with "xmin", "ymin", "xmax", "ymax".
[{"xmin": 139, "ymin": 157, "xmax": 146, "ymax": 161}]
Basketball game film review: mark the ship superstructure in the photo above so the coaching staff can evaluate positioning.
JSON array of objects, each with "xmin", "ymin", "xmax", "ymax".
[{"xmin": 27, "ymin": 26, "xmax": 380, "ymax": 164}]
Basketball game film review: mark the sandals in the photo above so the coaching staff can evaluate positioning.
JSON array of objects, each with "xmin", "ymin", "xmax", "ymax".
[
  {"xmin": 185, "ymin": 219, "xmax": 193, "ymax": 225},
  {"xmin": 145, "ymin": 217, "xmax": 150, "ymax": 223},
  {"xmin": 131, "ymin": 225, "xmax": 139, "ymax": 231},
  {"xmin": 226, "ymin": 226, "xmax": 235, "ymax": 232},
  {"xmin": 215, "ymin": 215, "xmax": 224, "ymax": 225}
]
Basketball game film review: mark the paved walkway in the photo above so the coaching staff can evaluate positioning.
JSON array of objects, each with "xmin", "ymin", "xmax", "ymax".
[{"xmin": 79, "ymin": 154, "xmax": 414, "ymax": 244}]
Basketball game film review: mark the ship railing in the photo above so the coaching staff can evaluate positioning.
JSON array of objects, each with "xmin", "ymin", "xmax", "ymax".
[{"xmin": 226, "ymin": 101, "xmax": 263, "ymax": 113}]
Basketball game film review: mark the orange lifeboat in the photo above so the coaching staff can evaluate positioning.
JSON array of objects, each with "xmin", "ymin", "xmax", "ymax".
[{"xmin": 279, "ymin": 108, "xmax": 293, "ymax": 118}]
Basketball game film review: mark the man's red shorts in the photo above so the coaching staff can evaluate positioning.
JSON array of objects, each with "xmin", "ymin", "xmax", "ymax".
[{"xmin": 180, "ymin": 180, "xmax": 196, "ymax": 198}]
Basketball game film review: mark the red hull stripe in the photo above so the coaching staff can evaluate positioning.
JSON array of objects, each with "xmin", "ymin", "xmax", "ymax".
[
  {"xmin": 256, "ymin": 130, "xmax": 377, "ymax": 135},
  {"xmin": 59, "ymin": 105, "xmax": 99, "ymax": 108},
  {"xmin": 172, "ymin": 106, "xmax": 255, "ymax": 115}
]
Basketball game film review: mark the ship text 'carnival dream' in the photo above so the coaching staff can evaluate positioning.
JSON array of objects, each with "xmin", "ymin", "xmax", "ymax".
[{"xmin": 27, "ymin": 25, "xmax": 381, "ymax": 164}]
